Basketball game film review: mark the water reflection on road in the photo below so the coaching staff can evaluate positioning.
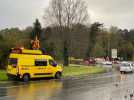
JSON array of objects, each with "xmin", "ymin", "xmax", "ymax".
[{"xmin": 2, "ymin": 80, "xmax": 63, "ymax": 100}]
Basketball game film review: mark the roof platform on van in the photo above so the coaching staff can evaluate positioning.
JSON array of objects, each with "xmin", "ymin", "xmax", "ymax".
[
  {"xmin": 22, "ymin": 49, "xmax": 43, "ymax": 55},
  {"xmin": 10, "ymin": 48, "xmax": 43, "ymax": 55}
]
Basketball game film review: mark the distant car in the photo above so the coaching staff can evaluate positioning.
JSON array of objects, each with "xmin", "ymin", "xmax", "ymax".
[
  {"xmin": 120, "ymin": 62, "xmax": 134, "ymax": 73},
  {"xmin": 84, "ymin": 58, "xmax": 96, "ymax": 65},
  {"xmin": 102, "ymin": 61, "xmax": 112, "ymax": 65},
  {"xmin": 99, "ymin": 61, "xmax": 113, "ymax": 68}
]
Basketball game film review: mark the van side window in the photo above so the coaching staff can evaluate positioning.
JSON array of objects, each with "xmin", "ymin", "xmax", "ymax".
[
  {"xmin": 8, "ymin": 58, "xmax": 17, "ymax": 65},
  {"xmin": 35, "ymin": 60, "xmax": 47, "ymax": 66}
]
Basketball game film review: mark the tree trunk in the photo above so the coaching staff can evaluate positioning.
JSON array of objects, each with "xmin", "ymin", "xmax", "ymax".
[{"xmin": 63, "ymin": 40, "xmax": 69, "ymax": 66}]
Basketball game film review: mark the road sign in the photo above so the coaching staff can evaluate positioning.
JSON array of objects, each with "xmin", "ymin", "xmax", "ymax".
[{"xmin": 111, "ymin": 49, "xmax": 117, "ymax": 58}]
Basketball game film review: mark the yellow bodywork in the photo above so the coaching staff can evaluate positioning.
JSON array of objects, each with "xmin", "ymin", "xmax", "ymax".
[{"xmin": 7, "ymin": 50, "xmax": 62, "ymax": 79}]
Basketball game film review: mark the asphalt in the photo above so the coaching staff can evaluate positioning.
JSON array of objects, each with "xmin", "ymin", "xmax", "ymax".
[{"xmin": 0, "ymin": 71, "xmax": 134, "ymax": 100}]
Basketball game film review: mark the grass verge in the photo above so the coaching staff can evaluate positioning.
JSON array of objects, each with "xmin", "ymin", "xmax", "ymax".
[
  {"xmin": 0, "ymin": 70, "xmax": 8, "ymax": 81},
  {"xmin": 63, "ymin": 64, "xmax": 107, "ymax": 77}
]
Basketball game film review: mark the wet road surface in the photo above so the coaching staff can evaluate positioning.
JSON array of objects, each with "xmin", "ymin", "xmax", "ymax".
[{"xmin": 0, "ymin": 72, "xmax": 134, "ymax": 100}]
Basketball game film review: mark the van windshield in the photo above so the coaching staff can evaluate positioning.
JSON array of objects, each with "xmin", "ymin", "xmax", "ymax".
[
  {"xmin": 49, "ymin": 60, "xmax": 57, "ymax": 67},
  {"xmin": 8, "ymin": 58, "xmax": 17, "ymax": 65}
]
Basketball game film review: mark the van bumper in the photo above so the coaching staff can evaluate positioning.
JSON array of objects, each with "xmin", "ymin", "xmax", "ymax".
[{"xmin": 7, "ymin": 73, "xmax": 20, "ymax": 80}]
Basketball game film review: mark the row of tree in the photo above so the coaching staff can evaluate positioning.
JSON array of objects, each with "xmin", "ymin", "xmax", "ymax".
[{"xmin": 0, "ymin": 0, "xmax": 134, "ymax": 68}]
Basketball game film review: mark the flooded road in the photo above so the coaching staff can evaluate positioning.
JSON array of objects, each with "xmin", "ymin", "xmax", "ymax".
[{"xmin": 0, "ymin": 72, "xmax": 134, "ymax": 100}]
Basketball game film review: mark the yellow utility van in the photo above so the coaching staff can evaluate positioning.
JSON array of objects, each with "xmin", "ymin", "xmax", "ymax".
[{"xmin": 7, "ymin": 48, "xmax": 63, "ymax": 82}]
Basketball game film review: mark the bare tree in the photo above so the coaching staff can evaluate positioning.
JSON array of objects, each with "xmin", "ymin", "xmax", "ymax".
[
  {"xmin": 43, "ymin": 0, "xmax": 89, "ymax": 66},
  {"xmin": 44, "ymin": 0, "xmax": 89, "ymax": 27}
]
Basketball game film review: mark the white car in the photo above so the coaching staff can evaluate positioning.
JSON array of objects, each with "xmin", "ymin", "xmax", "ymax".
[
  {"xmin": 120, "ymin": 62, "xmax": 134, "ymax": 73},
  {"xmin": 102, "ymin": 61, "xmax": 112, "ymax": 65}
]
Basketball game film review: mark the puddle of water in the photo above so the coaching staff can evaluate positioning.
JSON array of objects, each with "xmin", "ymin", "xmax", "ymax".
[{"xmin": 0, "ymin": 80, "xmax": 63, "ymax": 100}]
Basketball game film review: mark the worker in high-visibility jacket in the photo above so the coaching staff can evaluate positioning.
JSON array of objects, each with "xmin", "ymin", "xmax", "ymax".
[{"xmin": 31, "ymin": 36, "xmax": 40, "ymax": 50}]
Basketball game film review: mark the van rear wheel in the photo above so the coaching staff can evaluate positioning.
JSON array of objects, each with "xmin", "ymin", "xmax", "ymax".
[
  {"xmin": 55, "ymin": 72, "xmax": 61, "ymax": 79},
  {"xmin": 22, "ymin": 74, "xmax": 30, "ymax": 82}
]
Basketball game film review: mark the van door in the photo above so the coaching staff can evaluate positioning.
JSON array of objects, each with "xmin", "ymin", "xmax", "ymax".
[
  {"xmin": 44, "ymin": 59, "xmax": 57, "ymax": 76},
  {"xmin": 7, "ymin": 58, "xmax": 18, "ymax": 75},
  {"xmin": 34, "ymin": 59, "xmax": 47, "ymax": 77}
]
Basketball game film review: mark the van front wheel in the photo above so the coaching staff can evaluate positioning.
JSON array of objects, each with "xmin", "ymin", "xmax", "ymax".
[
  {"xmin": 55, "ymin": 72, "xmax": 62, "ymax": 79},
  {"xmin": 22, "ymin": 74, "xmax": 30, "ymax": 82}
]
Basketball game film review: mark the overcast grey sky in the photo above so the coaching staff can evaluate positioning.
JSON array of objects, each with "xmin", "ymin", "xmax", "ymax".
[{"xmin": 0, "ymin": 0, "xmax": 134, "ymax": 29}]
